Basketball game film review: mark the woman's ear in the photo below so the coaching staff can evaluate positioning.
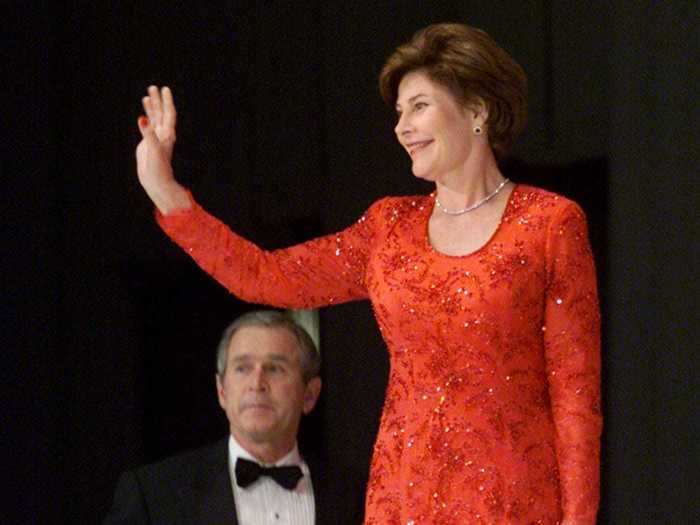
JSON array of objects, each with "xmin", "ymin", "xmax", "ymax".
[{"xmin": 470, "ymin": 97, "xmax": 489, "ymax": 122}]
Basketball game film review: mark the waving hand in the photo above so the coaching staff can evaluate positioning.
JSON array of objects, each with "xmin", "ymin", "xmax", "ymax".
[{"xmin": 136, "ymin": 86, "xmax": 190, "ymax": 214}]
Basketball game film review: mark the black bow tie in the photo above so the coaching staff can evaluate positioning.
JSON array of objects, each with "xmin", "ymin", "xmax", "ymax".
[{"xmin": 235, "ymin": 457, "xmax": 303, "ymax": 490}]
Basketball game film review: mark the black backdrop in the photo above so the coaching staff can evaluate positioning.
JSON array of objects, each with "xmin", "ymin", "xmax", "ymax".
[{"xmin": 6, "ymin": 1, "xmax": 698, "ymax": 523}]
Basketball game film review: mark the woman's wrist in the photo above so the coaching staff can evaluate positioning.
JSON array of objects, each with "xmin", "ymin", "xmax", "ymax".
[{"xmin": 148, "ymin": 179, "xmax": 191, "ymax": 215}]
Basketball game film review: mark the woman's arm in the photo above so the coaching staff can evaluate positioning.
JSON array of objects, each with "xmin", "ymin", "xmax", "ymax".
[
  {"xmin": 136, "ymin": 86, "xmax": 191, "ymax": 214},
  {"xmin": 543, "ymin": 201, "xmax": 602, "ymax": 525},
  {"xmin": 135, "ymin": 85, "xmax": 379, "ymax": 308},
  {"xmin": 156, "ymin": 196, "xmax": 381, "ymax": 308}
]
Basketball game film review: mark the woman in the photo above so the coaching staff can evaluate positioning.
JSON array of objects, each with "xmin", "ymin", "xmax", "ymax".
[{"xmin": 136, "ymin": 23, "xmax": 601, "ymax": 525}]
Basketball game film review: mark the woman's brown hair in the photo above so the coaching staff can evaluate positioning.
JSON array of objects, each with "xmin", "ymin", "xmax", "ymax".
[{"xmin": 379, "ymin": 23, "xmax": 528, "ymax": 157}]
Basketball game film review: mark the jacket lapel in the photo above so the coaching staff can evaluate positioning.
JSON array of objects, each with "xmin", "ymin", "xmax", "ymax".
[
  {"xmin": 193, "ymin": 439, "xmax": 238, "ymax": 525},
  {"xmin": 304, "ymin": 449, "xmax": 325, "ymax": 524}
]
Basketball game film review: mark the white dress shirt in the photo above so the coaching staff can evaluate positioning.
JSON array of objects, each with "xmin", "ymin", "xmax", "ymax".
[{"xmin": 228, "ymin": 435, "xmax": 315, "ymax": 525}]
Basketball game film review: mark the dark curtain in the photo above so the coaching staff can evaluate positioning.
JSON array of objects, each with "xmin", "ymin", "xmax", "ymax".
[{"xmin": 5, "ymin": 1, "xmax": 697, "ymax": 523}]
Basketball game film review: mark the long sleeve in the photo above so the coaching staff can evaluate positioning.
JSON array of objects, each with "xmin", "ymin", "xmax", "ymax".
[
  {"xmin": 156, "ymin": 193, "xmax": 383, "ymax": 309},
  {"xmin": 543, "ymin": 201, "xmax": 602, "ymax": 524}
]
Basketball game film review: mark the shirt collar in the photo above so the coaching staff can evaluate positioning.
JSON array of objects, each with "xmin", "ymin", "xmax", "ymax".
[{"xmin": 228, "ymin": 434, "xmax": 302, "ymax": 467}]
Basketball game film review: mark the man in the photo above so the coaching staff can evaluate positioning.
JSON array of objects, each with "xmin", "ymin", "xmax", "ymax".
[{"xmin": 104, "ymin": 310, "xmax": 363, "ymax": 524}]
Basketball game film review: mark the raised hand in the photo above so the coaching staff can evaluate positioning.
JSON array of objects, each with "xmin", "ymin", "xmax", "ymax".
[{"xmin": 136, "ymin": 85, "xmax": 190, "ymax": 214}]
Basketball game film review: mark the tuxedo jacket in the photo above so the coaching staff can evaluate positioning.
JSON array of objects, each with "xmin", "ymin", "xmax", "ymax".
[{"xmin": 103, "ymin": 438, "xmax": 364, "ymax": 525}]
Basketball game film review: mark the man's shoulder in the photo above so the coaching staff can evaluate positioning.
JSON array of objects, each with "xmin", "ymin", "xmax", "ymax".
[
  {"xmin": 134, "ymin": 438, "xmax": 227, "ymax": 482},
  {"xmin": 104, "ymin": 439, "xmax": 233, "ymax": 524},
  {"xmin": 301, "ymin": 447, "xmax": 367, "ymax": 524},
  {"xmin": 127, "ymin": 438, "xmax": 230, "ymax": 509}
]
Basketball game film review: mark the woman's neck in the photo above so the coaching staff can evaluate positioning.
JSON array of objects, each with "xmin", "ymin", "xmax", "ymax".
[{"xmin": 433, "ymin": 147, "xmax": 504, "ymax": 210}]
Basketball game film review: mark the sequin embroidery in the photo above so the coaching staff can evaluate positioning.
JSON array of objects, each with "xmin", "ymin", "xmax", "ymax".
[{"xmin": 157, "ymin": 184, "xmax": 602, "ymax": 524}]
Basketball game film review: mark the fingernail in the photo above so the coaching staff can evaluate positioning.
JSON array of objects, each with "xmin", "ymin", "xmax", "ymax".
[{"xmin": 139, "ymin": 116, "xmax": 149, "ymax": 128}]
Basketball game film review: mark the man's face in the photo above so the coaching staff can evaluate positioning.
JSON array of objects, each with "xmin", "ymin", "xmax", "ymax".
[{"xmin": 216, "ymin": 325, "xmax": 320, "ymax": 450}]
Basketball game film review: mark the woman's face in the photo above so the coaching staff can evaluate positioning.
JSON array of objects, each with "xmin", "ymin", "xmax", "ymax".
[{"xmin": 394, "ymin": 71, "xmax": 478, "ymax": 182}]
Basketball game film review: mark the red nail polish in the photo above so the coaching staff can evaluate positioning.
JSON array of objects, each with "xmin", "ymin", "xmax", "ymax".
[{"xmin": 139, "ymin": 116, "xmax": 149, "ymax": 127}]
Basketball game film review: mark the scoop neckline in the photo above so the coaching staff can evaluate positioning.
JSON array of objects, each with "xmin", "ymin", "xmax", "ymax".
[{"xmin": 422, "ymin": 183, "xmax": 519, "ymax": 259}]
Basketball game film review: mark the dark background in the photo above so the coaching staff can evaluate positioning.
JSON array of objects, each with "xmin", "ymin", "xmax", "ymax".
[{"xmin": 6, "ymin": 1, "xmax": 698, "ymax": 523}]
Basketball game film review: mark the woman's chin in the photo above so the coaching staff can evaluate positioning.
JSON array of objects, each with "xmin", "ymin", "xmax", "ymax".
[{"xmin": 411, "ymin": 166, "xmax": 436, "ymax": 182}]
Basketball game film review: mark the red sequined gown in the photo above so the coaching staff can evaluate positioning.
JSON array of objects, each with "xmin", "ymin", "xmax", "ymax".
[{"xmin": 157, "ymin": 184, "xmax": 601, "ymax": 524}]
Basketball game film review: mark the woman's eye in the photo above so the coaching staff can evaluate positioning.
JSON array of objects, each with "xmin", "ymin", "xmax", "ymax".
[{"xmin": 414, "ymin": 102, "xmax": 427, "ymax": 110}]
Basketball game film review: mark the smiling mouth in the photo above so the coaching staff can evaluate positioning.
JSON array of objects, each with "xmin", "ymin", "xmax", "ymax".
[{"xmin": 406, "ymin": 140, "xmax": 433, "ymax": 156}]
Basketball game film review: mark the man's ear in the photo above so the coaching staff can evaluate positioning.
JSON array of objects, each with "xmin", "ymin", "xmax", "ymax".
[
  {"xmin": 215, "ymin": 374, "xmax": 226, "ymax": 409},
  {"xmin": 302, "ymin": 376, "xmax": 322, "ymax": 415}
]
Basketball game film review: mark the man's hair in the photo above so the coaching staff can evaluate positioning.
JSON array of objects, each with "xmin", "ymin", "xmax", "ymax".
[{"xmin": 216, "ymin": 310, "xmax": 320, "ymax": 382}]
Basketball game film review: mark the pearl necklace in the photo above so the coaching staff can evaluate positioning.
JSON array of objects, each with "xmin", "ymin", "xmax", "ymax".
[{"xmin": 434, "ymin": 178, "xmax": 510, "ymax": 216}]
